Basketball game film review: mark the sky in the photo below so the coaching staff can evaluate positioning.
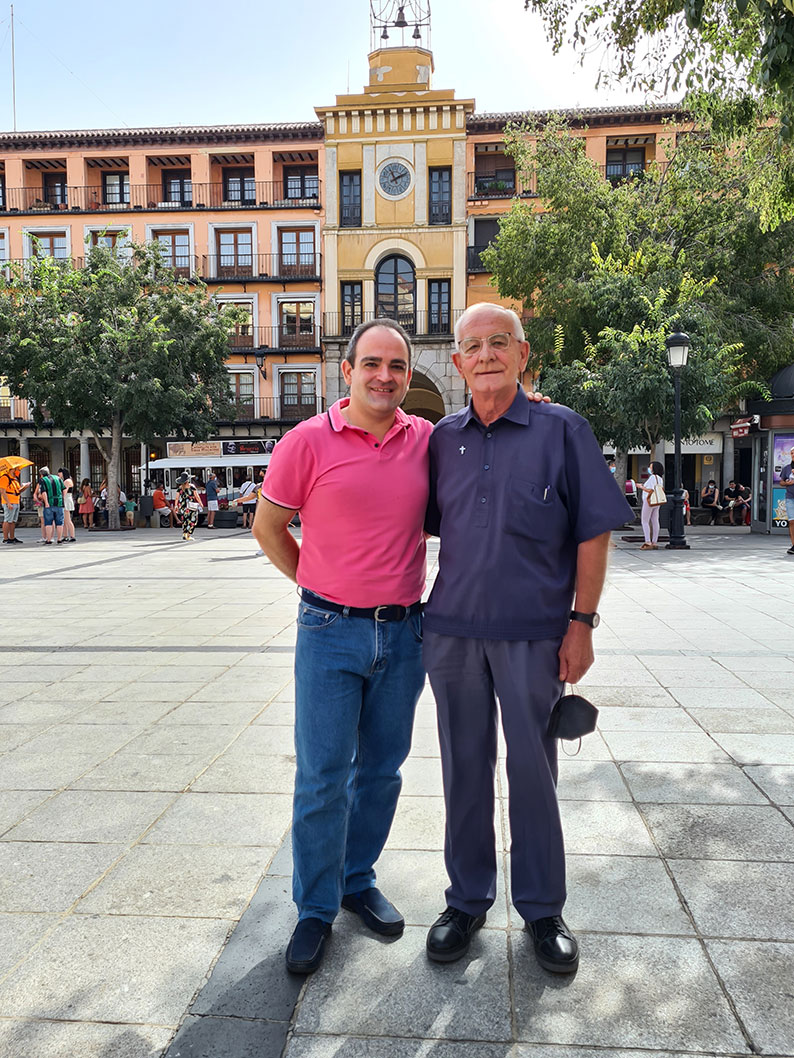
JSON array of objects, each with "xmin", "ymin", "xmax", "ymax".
[{"xmin": 0, "ymin": 0, "xmax": 661, "ymax": 133}]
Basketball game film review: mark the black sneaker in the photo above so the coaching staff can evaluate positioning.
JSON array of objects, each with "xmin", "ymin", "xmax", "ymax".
[
  {"xmin": 788, "ymin": 546, "xmax": 794, "ymax": 555},
  {"xmin": 426, "ymin": 906, "xmax": 486, "ymax": 963}
]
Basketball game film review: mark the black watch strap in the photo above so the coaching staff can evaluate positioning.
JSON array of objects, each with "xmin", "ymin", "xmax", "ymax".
[{"xmin": 570, "ymin": 610, "xmax": 600, "ymax": 628}]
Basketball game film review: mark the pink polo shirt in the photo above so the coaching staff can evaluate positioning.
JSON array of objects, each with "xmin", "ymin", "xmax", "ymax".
[{"xmin": 262, "ymin": 399, "xmax": 432, "ymax": 607}]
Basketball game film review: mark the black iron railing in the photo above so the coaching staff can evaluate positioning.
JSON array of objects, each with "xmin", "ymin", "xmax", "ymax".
[
  {"xmin": 323, "ymin": 309, "xmax": 463, "ymax": 338},
  {"xmin": 201, "ymin": 253, "xmax": 321, "ymax": 282},
  {"xmin": 222, "ymin": 396, "xmax": 326, "ymax": 422},
  {"xmin": 467, "ymin": 171, "xmax": 536, "ymax": 198},
  {"xmin": 228, "ymin": 326, "xmax": 321, "ymax": 351}
]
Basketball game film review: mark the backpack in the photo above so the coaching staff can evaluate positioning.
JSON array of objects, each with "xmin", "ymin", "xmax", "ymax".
[{"xmin": 42, "ymin": 474, "xmax": 64, "ymax": 507}]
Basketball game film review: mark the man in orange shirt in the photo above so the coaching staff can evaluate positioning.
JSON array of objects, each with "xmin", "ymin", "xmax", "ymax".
[
  {"xmin": 0, "ymin": 467, "xmax": 29, "ymax": 544},
  {"xmin": 152, "ymin": 484, "xmax": 175, "ymax": 528}
]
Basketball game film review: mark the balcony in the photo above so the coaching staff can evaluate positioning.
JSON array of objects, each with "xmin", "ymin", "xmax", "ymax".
[
  {"xmin": 466, "ymin": 245, "xmax": 491, "ymax": 273},
  {"xmin": 340, "ymin": 204, "xmax": 362, "ymax": 227},
  {"xmin": 467, "ymin": 171, "xmax": 536, "ymax": 199},
  {"xmin": 202, "ymin": 253, "xmax": 321, "ymax": 282},
  {"xmin": 323, "ymin": 309, "xmax": 463, "ymax": 339},
  {"xmin": 228, "ymin": 325, "xmax": 322, "ymax": 352},
  {"xmin": 599, "ymin": 161, "xmax": 658, "ymax": 186},
  {"xmin": 222, "ymin": 395, "xmax": 326, "ymax": 423},
  {"xmin": 0, "ymin": 181, "xmax": 322, "ymax": 215},
  {"xmin": 0, "ymin": 396, "xmax": 33, "ymax": 421}
]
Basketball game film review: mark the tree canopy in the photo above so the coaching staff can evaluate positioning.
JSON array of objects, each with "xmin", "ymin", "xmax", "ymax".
[
  {"xmin": 0, "ymin": 240, "xmax": 241, "ymax": 528},
  {"xmin": 524, "ymin": 0, "xmax": 794, "ymax": 136}
]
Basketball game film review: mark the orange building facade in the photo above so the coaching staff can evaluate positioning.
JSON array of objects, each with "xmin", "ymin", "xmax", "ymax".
[{"xmin": 0, "ymin": 39, "xmax": 682, "ymax": 494}]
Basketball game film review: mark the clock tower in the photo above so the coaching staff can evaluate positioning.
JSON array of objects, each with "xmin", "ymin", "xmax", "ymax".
[{"xmin": 316, "ymin": 2, "xmax": 475, "ymax": 419}]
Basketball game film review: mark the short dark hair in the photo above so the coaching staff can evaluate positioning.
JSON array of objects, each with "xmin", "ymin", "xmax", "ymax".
[
  {"xmin": 650, "ymin": 461, "xmax": 664, "ymax": 476},
  {"xmin": 344, "ymin": 318, "xmax": 412, "ymax": 367}
]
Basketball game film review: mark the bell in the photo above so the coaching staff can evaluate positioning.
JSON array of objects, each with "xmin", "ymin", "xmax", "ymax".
[
  {"xmin": 412, "ymin": 24, "xmax": 421, "ymax": 39},
  {"xmin": 395, "ymin": 5, "xmax": 408, "ymax": 27},
  {"xmin": 381, "ymin": 27, "xmax": 389, "ymax": 39}
]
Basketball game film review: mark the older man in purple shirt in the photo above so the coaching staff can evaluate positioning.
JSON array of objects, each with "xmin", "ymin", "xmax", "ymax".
[{"xmin": 423, "ymin": 304, "xmax": 632, "ymax": 973}]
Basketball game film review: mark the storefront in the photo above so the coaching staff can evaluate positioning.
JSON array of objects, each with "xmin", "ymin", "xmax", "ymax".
[{"xmin": 746, "ymin": 363, "xmax": 794, "ymax": 534}]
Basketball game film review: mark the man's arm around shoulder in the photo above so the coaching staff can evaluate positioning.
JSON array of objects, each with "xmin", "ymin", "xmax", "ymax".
[{"xmin": 253, "ymin": 498, "xmax": 300, "ymax": 582}]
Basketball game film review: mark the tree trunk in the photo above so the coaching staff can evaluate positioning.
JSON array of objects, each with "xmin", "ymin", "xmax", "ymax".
[
  {"xmin": 615, "ymin": 448, "xmax": 629, "ymax": 493},
  {"xmin": 107, "ymin": 414, "xmax": 122, "ymax": 531}
]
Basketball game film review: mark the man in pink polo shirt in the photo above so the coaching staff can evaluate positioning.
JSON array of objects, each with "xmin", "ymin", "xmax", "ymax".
[{"xmin": 254, "ymin": 318, "xmax": 432, "ymax": 975}]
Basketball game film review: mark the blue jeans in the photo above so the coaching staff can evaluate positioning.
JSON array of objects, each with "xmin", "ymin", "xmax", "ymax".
[{"xmin": 293, "ymin": 599, "xmax": 424, "ymax": 922}]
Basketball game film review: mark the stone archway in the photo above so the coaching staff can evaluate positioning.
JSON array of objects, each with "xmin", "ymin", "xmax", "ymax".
[{"xmin": 403, "ymin": 369, "xmax": 446, "ymax": 424}]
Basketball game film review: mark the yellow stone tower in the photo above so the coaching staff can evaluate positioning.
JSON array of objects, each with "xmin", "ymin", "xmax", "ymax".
[{"xmin": 316, "ymin": 2, "xmax": 475, "ymax": 420}]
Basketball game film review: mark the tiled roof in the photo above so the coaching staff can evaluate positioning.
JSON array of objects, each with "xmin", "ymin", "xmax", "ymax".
[
  {"xmin": 468, "ymin": 103, "xmax": 683, "ymax": 130},
  {"xmin": 0, "ymin": 121, "xmax": 325, "ymax": 148}
]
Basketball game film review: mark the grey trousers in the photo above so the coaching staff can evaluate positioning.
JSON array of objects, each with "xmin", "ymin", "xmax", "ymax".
[{"xmin": 423, "ymin": 631, "xmax": 566, "ymax": 922}]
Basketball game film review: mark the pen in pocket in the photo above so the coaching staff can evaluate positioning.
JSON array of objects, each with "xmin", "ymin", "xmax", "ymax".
[{"xmin": 543, "ymin": 485, "xmax": 550, "ymax": 501}]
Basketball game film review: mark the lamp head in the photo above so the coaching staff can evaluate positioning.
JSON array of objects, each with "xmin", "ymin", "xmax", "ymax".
[{"xmin": 665, "ymin": 331, "xmax": 690, "ymax": 369}]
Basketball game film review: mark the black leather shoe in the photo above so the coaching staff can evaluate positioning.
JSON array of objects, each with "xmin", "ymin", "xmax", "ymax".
[
  {"xmin": 426, "ymin": 906, "xmax": 486, "ymax": 963},
  {"xmin": 285, "ymin": 917, "xmax": 331, "ymax": 974},
  {"xmin": 525, "ymin": 915, "xmax": 579, "ymax": 974},
  {"xmin": 341, "ymin": 887, "xmax": 404, "ymax": 936}
]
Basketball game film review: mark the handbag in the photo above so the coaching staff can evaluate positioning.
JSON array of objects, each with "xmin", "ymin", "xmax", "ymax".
[
  {"xmin": 647, "ymin": 482, "xmax": 667, "ymax": 507},
  {"xmin": 187, "ymin": 501, "xmax": 202, "ymax": 512},
  {"xmin": 547, "ymin": 690, "xmax": 599, "ymax": 753}
]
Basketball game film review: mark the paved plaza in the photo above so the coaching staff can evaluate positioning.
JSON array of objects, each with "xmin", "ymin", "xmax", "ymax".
[{"xmin": 0, "ymin": 524, "xmax": 793, "ymax": 1058}]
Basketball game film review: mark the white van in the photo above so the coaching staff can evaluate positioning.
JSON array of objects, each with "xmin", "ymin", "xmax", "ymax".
[{"xmin": 146, "ymin": 453, "xmax": 271, "ymax": 504}]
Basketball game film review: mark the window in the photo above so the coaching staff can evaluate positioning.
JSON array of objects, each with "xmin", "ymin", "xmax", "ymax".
[
  {"xmin": 279, "ymin": 301, "xmax": 315, "ymax": 347},
  {"xmin": 91, "ymin": 231, "xmax": 121, "ymax": 251},
  {"xmin": 155, "ymin": 231, "xmax": 191, "ymax": 277},
  {"xmin": 43, "ymin": 173, "xmax": 68, "ymax": 208},
  {"xmin": 606, "ymin": 148, "xmax": 645, "ymax": 183},
  {"xmin": 279, "ymin": 228, "xmax": 315, "ymax": 277},
  {"xmin": 280, "ymin": 370, "xmax": 317, "ymax": 420},
  {"xmin": 428, "ymin": 279, "xmax": 451, "ymax": 334},
  {"xmin": 216, "ymin": 229, "xmax": 253, "ymax": 278},
  {"xmin": 341, "ymin": 281, "xmax": 362, "ymax": 335},
  {"xmin": 225, "ymin": 302, "xmax": 254, "ymax": 349},
  {"xmin": 340, "ymin": 172, "xmax": 361, "ymax": 226},
  {"xmin": 223, "ymin": 168, "xmax": 255, "ymax": 205},
  {"xmin": 229, "ymin": 371, "xmax": 255, "ymax": 418},
  {"xmin": 0, "ymin": 177, "xmax": 5, "ymax": 209},
  {"xmin": 284, "ymin": 167, "xmax": 319, "ymax": 201},
  {"xmin": 474, "ymin": 158, "xmax": 516, "ymax": 196},
  {"xmin": 162, "ymin": 169, "xmax": 192, "ymax": 205},
  {"xmin": 429, "ymin": 167, "xmax": 451, "ymax": 225},
  {"xmin": 103, "ymin": 172, "xmax": 130, "ymax": 206},
  {"xmin": 469, "ymin": 218, "xmax": 499, "ymax": 271},
  {"xmin": 375, "ymin": 255, "xmax": 415, "ymax": 331},
  {"xmin": 31, "ymin": 232, "xmax": 68, "ymax": 260}
]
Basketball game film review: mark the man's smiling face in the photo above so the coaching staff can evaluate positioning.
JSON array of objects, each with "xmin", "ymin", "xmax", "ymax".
[
  {"xmin": 341, "ymin": 326, "xmax": 412, "ymax": 419},
  {"xmin": 452, "ymin": 305, "xmax": 529, "ymax": 404}
]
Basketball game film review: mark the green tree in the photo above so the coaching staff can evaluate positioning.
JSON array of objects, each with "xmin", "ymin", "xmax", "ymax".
[
  {"xmin": 0, "ymin": 240, "xmax": 242, "ymax": 530},
  {"xmin": 484, "ymin": 113, "xmax": 794, "ymax": 374},
  {"xmin": 524, "ymin": 0, "xmax": 794, "ymax": 138}
]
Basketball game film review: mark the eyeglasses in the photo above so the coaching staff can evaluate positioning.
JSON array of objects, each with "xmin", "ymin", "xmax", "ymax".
[{"xmin": 457, "ymin": 332, "xmax": 519, "ymax": 358}]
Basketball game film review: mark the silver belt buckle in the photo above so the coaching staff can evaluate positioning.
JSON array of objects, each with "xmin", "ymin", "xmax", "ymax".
[{"xmin": 374, "ymin": 605, "xmax": 388, "ymax": 622}]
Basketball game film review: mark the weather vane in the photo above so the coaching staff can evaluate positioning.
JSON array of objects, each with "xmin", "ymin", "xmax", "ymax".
[{"xmin": 370, "ymin": 1, "xmax": 431, "ymax": 51}]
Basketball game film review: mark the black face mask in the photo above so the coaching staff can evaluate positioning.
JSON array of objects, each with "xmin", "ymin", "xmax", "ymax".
[{"xmin": 547, "ymin": 693, "xmax": 599, "ymax": 741}]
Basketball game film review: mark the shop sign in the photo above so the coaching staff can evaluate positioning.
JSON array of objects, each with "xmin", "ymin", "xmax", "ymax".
[
  {"xmin": 730, "ymin": 415, "xmax": 760, "ymax": 438},
  {"xmin": 166, "ymin": 441, "xmax": 222, "ymax": 458},
  {"xmin": 221, "ymin": 440, "xmax": 275, "ymax": 455}
]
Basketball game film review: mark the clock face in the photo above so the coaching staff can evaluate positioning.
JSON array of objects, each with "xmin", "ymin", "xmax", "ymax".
[{"xmin": 378, "ymin": 162, "xmax": 411, "ymax": 197}]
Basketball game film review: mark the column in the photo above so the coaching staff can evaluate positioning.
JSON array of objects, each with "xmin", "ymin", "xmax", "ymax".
[{"xmin": 79, "ymin": 435, "xmax": 90, "ymax": 484}]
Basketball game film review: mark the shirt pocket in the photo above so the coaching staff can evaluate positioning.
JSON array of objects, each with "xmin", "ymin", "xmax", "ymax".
[{"xmin": 504, "ymin": 477, "xmax": 569, "ymax": 540}]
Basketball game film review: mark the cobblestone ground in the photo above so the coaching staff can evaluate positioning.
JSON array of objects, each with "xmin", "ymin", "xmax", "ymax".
[{"xmin": 0, "ymin": 523, "xmax": 792, "ymax": 1058}]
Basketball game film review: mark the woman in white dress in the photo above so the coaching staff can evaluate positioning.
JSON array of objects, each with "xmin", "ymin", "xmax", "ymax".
[{"xmin": 59, "ymin": 468, "xmax": 77, "ymax": 542}]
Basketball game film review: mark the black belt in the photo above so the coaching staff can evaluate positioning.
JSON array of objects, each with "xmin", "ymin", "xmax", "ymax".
[{"xmin": 300, "ymin": 589, "xmax": 421, "ymax": 623}]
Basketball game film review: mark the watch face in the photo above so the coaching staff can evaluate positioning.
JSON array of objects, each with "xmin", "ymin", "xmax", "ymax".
[
  {"xmin": 591, "ymin": 613, "xmax": 601, "ymax": 628},
  {"xmin": 378, "ymin": 162, "xmax": 411, "ymax": 197}
]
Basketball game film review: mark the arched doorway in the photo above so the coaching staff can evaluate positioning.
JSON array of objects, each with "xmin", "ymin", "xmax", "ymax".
[
  {"xmin": 403, "ymin": 370, "xmax": 446, "ymax": 424},
  {"xmin": 375, "ymin": 255, "xmax": 415, "ymax": 333}
]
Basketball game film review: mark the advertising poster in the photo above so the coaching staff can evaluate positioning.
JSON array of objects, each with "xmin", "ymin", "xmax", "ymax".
[{"xmin": 772, "ymin": 434, "xmax": 794, "ymax": 528}]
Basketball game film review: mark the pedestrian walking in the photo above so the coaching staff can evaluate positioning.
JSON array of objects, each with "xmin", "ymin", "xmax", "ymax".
[
  {"xmin": 639, "ymin": 462, "xmax": 665, "ymax": 549},
  {"xmin": 175, "ymin": 473, "xmax": 202, "ymax": 541},
  {"xmin": 58, "ymin": 468, "xmax": 77, "ymax": 541},
  {"xmin": 422, "ymin": 304, "xmax": 631, "ymax": 974},
  {"xmin": 78, "ymin": 478, "xmax": 95, "ymax": 528},
  {"xmin": 239, "ymin": 476, "xmax": 258, "ymax": 528}
]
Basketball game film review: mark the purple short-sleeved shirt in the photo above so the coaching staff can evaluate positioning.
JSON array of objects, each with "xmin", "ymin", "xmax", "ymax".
[{"xmin": 424, "ymin": 389, "xmax": 633, "ymax": 641}]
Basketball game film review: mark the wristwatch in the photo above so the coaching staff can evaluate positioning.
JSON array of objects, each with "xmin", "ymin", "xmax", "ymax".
[{"xmin": 570, "ymin": 610, "xmax": 600, "ymax": 628}]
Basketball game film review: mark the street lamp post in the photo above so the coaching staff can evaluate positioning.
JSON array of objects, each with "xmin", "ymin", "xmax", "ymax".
[{"xmin": 665, "ymin": 331, "xmax": 691, "ymax": 550}]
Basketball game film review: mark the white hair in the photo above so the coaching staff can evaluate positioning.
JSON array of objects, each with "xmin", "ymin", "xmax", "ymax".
[{"xmin": 454, "ymin": 304, "xmax": 525, "ymax": 345}]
